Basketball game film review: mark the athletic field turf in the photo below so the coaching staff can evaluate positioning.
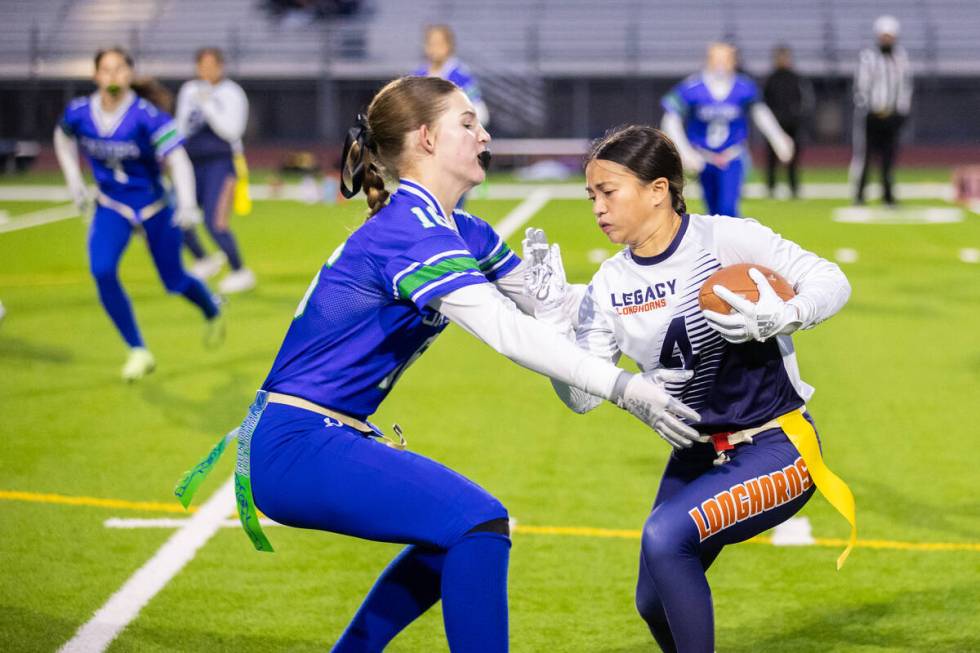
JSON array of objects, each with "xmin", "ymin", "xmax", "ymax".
[{"xmin": 1, "ymin": 187, "xmax": 978, "ymax": 651}]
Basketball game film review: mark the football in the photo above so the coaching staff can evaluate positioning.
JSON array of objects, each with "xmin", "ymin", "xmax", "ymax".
[{"xmin": 698, "ymin": 263, "xmax": 796, "ymax": 314}]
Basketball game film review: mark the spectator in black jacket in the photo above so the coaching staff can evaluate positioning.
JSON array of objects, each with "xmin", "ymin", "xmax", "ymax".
[{"xmin": 763, "ymin": 45, "xmax": 813, "ymax": 198}]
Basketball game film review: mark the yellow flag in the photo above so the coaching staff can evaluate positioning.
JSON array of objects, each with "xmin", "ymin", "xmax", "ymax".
[{"xmin": 233, "ymin": 153, "xmax": 252, "ymax": 216}]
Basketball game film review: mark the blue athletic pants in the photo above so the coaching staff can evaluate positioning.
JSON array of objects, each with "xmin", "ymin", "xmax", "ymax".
[
  {"xmin": 699, "ymin": 158, "xmax": 745, "ymax": 217},
  {"xmin": 183, "ymin": 156, "xmax": 244, "ymax": 270},
  {"xmin": 249, "ymin": 402, "xmax": 511, "ymax": 652},
  {"xmin": 635, "ymin": 426, "xmax": 816, "ymax": 653},
  {"xmin": 88, "ymin": 204, "xmax": 218, "ymax": 348}
]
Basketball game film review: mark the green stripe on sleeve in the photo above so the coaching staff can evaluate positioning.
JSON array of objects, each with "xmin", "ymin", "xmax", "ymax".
[
  {"xmin": 479, "ymin": 244, "xmax": 512, "ymax": 272},
  {"xmin": 153, "ymin": 128, "xmax": 178, "ymax": 148},
  {"xmin": 397, "ymin": 256, "xmax": 480, "ymax": 299}
]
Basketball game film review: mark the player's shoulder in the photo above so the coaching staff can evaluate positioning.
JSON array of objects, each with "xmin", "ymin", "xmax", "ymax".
[
  {"xmin": 450, "ymin": 207, "xmax": 492, "ymax": 232},
  {"xmin": 688, "ymin": 213, "xmax": 774, "ymax": 251},
  {"xmin": 733, "ymin": 74, "xmax": 760, "ymax": 97},
  {"xmin": 64, "ymin": 95, "xmax": 92, "ymax": 120},
  {"xmin": 590, "ymin": 247, "xmax": 632, "ymax": 287},
  {"xmin": 678, "ymin": 72, "xmax": 705, "ymax": 92}
]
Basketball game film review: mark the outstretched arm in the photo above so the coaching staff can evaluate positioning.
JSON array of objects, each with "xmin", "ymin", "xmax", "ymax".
[
  {"xmin": 165, "ymin": 146, "xmax": 202, "ymax": 228},
  {"xmin": 751, "ymin": 103, "xmax": 794, "ymax": 163},
  {"xmin": 53, "ymin": 127, "xmax": 89, "ymax": 212}
]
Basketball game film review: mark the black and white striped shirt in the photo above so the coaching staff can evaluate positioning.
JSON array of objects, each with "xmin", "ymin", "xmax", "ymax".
[{"xmin": 854, "ymin": 45, "xmax": 913, "ymax": 116}]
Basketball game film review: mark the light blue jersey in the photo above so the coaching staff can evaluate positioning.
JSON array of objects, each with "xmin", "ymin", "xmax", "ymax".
[
  {"xmin": 60, "ymin": 92, "xmax": 183, "ymax": 213},
  {"xmin": 263, "ymin": 179, "xmax": 519, "ymax": 419},
  {"xmin": 662, "ymin": 73, "xmax": 759, "ymax": 154}
]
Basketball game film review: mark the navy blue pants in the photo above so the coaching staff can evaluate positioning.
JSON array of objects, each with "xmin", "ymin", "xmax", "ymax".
[
  {"xmin": 636, "ymin": 427, "xmax": 816, "ymax": 653},
  {"xmin": 184, "ymin": 156, "xmax": 244, "ymax": 270},
  {"xmin": 699, "ymin": 158, "xmax": 745, "ymax": 217},
  {"xmin": 249, "ymin": 402, "xmax": 511, "ymax": 652},
  {"xmin": 88, "ymin": 204, "xmax": 218, "ymax": 348}
]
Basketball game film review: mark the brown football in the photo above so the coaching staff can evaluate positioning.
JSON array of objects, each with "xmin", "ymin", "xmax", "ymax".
[{"xmin": 698, "ymin": 264, "xmax": 796, "ymax": 314}]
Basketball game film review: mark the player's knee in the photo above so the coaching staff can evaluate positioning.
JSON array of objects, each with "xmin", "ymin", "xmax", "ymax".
[
  {"xmin": 161, "ymin": 273, "xmax": 191, "ymax": 294},
  {"xmin": 640, "ymin": 510, "xmax": 693, "ymax": 571},
  {"xmin": 90, "ymin": 261, "xmax": 118, "ymax": 285}
]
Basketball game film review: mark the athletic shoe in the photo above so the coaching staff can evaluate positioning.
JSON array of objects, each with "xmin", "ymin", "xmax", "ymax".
[
  {"xmin": 191, "ymin": 252, "xmax": 226, "ymax": 280},
  {"xmin": 204, "ymin": 310, "xmax": 226, "ymax": 349},
  {"xmin": 218, "ymin": 268, "xmax": 256, "ymax": 294},
  {"xmin": 122, "ymin": 347, "xmax": 156, "ymax": 382}
]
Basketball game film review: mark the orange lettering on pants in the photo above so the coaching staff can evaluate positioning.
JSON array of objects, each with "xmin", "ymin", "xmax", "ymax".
[
  {"xmin": 760, "ymin": 475, "xmax": 776, "ymax": 510},
  {"xmin": 689, "ymin": 508, "xmax": 711, "ymax": 541},
  {"xmin": 785, "ymin": 464, "xmax": 803, "ymax": 498},
  {"xmin": 703, "ymin": 499, "xmax": 723, "ymax": 535},
  {"xmin": 772, "ymin": 471, "xmax": 790, "ymax": 506},
  {"xmin": 717, "ymin": 491, "xmax": 736, "ymax": 529},
  {"xmin": 732, "ymin": 484, "xmax": 750, "ymax": 521},
  {"xmin": 795, "ymin": 458, "xmax": 812, "ymax": 490},
  {"xmin": 746, "ymin": 478, "xmax": 763, "ymax": 516}
]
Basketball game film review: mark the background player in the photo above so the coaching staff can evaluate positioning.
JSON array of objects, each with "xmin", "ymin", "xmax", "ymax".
[
  {"xmin": 176, "ymin": 47, "xmax": 256, "ymax": 293},
  {"xmin": 180, "ymin": 77, "xmax": 700, "ymax": 652},
  {"xmin": 413, "ymin": 24, "xmax": 489, "ymax": 126},
  {"xmin": 523, "ymin": 125, "xmax": 853, "ymax": 652},
  {"xmin": 54, "ymin": 47, "xmax": 223, "ymax": 381},
  {"xmin": 662, "ymin": 43, "xmax": 795, "ymax": 216}
]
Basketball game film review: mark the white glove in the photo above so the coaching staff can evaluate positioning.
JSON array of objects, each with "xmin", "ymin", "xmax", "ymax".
[
  {"xmin": 522, "ymin": 227, "xmax": 568, "ymax": 323},
  {"xmin": 703, "ymin": 267, "xmax": 802, "ymax": 343},
  {"xmin": 69, "ymin": 183, "xmax": 92, "ymax": 216},
  {"xmin": 172, "ymin": 205, "xmax": 203, "ymax": 228},
  {"xmin": 616, "ymin": 370, "xmax": 705, "ymax": 449}
]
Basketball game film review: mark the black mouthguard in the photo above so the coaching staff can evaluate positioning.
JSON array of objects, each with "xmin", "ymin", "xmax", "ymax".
[{"xmin": 477, "ymin": 150, "xmax": 492, "ymax": 171}]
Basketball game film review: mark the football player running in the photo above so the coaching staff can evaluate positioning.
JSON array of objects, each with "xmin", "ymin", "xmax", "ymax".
[
  {"xmin": 523, "ymin": 125, "xmax": 855, "ymax": 653},
  {"xmin": 55, "ymin": 47, "xmax": 222, "ymax": 381},
  {"xmin": 176, "ymin": 79, "xmax": 699, "ymax": 653}
]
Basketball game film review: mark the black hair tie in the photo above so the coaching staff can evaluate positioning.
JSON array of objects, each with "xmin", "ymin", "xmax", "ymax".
[{"xmin": 340, "ymin": 114, "xmax": 369, "ymax": 199}]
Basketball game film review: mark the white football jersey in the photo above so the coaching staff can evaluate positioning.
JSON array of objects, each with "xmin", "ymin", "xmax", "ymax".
[{"xmin": 573, "ymin": 213, "xmax": 850, "ymax": 432}]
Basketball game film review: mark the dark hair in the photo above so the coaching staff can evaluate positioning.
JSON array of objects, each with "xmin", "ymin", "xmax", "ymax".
[
  {"xmin": 341, "ymin": 76, "xmax": 459, "ymax": 217},
  {"xmin": 586, "ymin": 125, "xmax": 687, "ymax": 215},
  {"xmin": 195, "ymin": 47, "xmax": 225, "ymax": 64},
  {"xmin": 94, "ymin": 46, "xmax": 134, "ymax": 69}
]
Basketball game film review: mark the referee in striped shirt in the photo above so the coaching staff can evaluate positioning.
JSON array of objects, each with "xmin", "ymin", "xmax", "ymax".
[{"xmin": 849, "ymin": 15, "xmax": 913, "ymax": 206}]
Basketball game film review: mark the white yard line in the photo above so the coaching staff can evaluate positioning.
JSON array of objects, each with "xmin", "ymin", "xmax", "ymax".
[
  {"xmin": 58, "ymin": 477, "xmax": 235, "ymax": 653},
  {"xmin": 493, "ymin": 187, "xmax": 551, "ymax": 238},
  {"xmin": 0, "ymin": 203, "xmax": 79, "ymax": 234}
]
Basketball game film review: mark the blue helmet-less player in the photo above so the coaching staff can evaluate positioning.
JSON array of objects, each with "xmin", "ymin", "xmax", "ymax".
[
  {"xmin": 413, "ymin": 24, "xmax": 489, "ymax": 126},
  {"xmin": 54, "ymin": 47, "xmax": 222, "ymax": 381},
  {"xmin": 524, "ymin": 125, "xmax": 856, "ymax": 653},
  {"xmin": 176, "ymin": 77, "xmax": 701, "ymax": 652},
  {"xmin": 661, "ymin": 43, "xmax": 795, "ymax": 217}
]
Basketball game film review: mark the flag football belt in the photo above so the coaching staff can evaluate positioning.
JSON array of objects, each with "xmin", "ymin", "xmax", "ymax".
[
  {"xmin": 174, "ymin": 390, "xmax": 407, "ymax": 553},
  {"xmin": 96, "ymin": 191, "xmax": 168, "ymax": 223},
  {"xmin": 710, "ymin": 407, "xmax": 857, "ymax": 569}
]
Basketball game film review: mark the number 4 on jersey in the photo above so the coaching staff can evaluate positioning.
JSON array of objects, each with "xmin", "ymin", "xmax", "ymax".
[{"xmin": 659, "ymin": 315, "xmax": 693, "ymax": 369}]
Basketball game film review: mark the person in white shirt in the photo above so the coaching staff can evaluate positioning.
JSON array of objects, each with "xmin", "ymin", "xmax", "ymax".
[
  {"xmin": 523, "ymin": 125, "xmax": 855, "ymax": 653},
  {"xmin": 175, "ymin": 47, "xmax": 256, "ymax": 293}
]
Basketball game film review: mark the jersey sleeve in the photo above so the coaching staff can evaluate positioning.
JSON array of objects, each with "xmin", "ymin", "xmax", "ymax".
[
  {"xmin": 661, "ymin": 82, "xmax": 691, "ymax": 118},
  {"xmin": 59, "ymin": 98, "xmax": 87, "ymax": 136},
  {"xmin": 383, "ymin": 228, "xmax": 488, "ymax": 311},
  {"xmin": 142, "ymin": 104, "xmax": 184, "ymax": 159},
  {"xmin": 574, "ymin": 278, "xmax": 622, "ymax": 363},
  {"xmin": 453, "ymin": 210, "xmax": 520, "ymax": 282},
  {"xmin": 741, "ymin": 76, "xmax": 761, "ymax": 106}
]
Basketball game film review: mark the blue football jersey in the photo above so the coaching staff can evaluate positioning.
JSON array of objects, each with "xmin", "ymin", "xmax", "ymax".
[
  {"xmin": 412, "ymin": 57, "xmax": 483, "ymax": 104},
  {"xmin": 60, "ymin": 92, "xmax": 183, "ymax": 210},
  {"xmin": 262, "ymin": 179, "xmax": 519, "ymax": 419},
  {"xmin": 662, "ymin": 73, "xmax": 759, "ymax": 153}
]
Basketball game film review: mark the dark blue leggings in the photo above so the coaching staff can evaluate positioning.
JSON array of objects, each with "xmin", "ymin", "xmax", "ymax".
[
  {"xmin": 183, "ymin": 156, "xmax": 244, "ymax": 270},
  {"xmin": 249, "ymin": 402, "xmax": 510, "ymax": 652},
  {"xmin": 636, "ymin": 428, "xmax": 816, "ymax": 653},
  {"xmin": 88, "ymin": 205, "xmax": 218, "ymax": 348}
]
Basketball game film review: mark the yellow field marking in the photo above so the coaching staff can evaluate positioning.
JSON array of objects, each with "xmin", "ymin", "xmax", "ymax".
[
  {"xmin": 4, "ymin": 489, "xmax": 979, "ymax": 553},
  {"xmin": 0, "ymin": 490, "xmax": 195, "ymax": 514}
]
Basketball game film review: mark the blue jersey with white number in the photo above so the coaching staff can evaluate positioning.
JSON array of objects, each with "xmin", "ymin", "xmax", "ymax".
[
  {"xmin": 262, "ymin": 179, "xmax": 519, "ymax": 419},
  {"xmin": 661, "ymin": 73, "xmax": 759, "ymax": 153},
  {"xmin": 60, "ymin": 92, "xmax": 183, "ymax": 209}
]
